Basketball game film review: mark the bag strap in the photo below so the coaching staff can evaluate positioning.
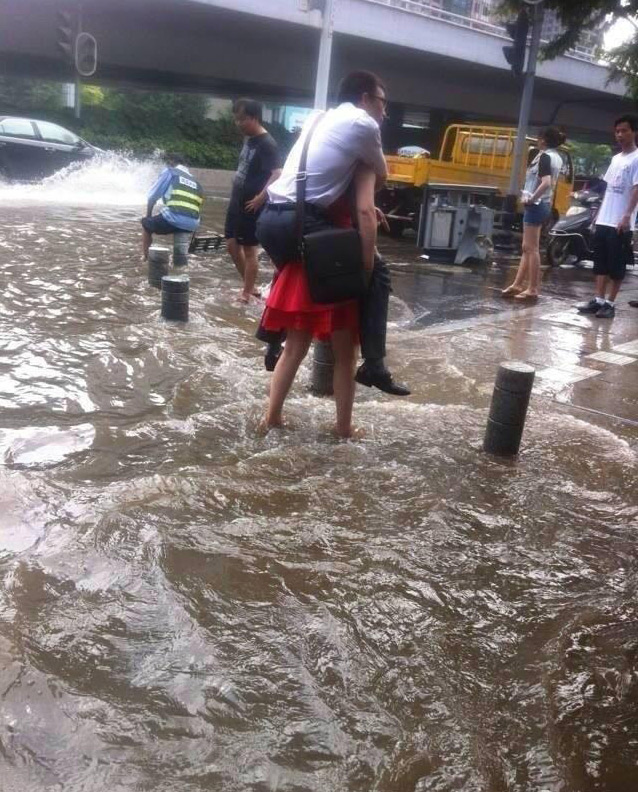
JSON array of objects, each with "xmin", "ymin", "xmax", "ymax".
[{"xmin": 296, "ymin": 111, "xmax": 326, "ymax": 249}]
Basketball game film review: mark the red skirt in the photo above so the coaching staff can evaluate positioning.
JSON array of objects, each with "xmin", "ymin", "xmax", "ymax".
[{"xmin": 261, "ymin": 260, "xmax": 359, "ymax": 341}]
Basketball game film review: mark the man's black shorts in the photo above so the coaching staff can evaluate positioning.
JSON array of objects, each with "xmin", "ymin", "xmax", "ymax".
[
  {"xmin": 225, "ymin": 206, "xmax": 259, "ymax": 246},
  {"xmin": 141, "ymin": 214, "xmax": 179, "ymax": 235},
  {"xmin": 592, "ymin": 225, "xmax": 633, "ymax": 281}
]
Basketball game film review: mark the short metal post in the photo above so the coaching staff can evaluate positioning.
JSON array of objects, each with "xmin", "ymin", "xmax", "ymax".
[
  {"xmin": 483, "ymin": 361, "xmax": 535, "ymax": 456},
  {"xmin": 173, "ymin": 231, "xmax": 190, "ymax": 268},
  {"xmin": 148, "ymin": 245, "xmax": 170, "ymax": 288},
  {"xmin": 161, "ymin": 274, "xmax": 189, "ymax": 322},
  {"xmin": 310, "ymin": 340, "xmax": 334, "ymax": 396}
]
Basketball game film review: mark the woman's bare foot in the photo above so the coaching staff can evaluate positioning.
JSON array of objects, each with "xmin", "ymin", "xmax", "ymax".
[
  {"xmin": 501, "ymin": 284, "xmax": 523, "ymax": 297},
  {"xmin": 333, "ymin": 425, "xmax": 365, "ymax": 440},
  {"xmin": 514, "ymin": 290, "xmax": 539, "ymax": 301},
  {"xmin": 258, "ymin": 415, "xmax": 283, "ymax": 434}
]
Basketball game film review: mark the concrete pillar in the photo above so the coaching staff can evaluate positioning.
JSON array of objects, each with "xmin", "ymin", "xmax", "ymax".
[
  {"xmin": 483, "ymin": 361, "xmax": 535, "ymax": 456},
  {"xmin": 161, "ymin": 274, "xmax": 189, "ymax": 322},
  {"xmin": 173, "ymin": 232, "xmax": 190, "ymax": 268},
  {"xmin": 148, "ymin": 245, "xmax": 170, "ymax": 288},
  {"xmin": 310, "ymin": 340, "xmax": 334, "ymax": 396}
]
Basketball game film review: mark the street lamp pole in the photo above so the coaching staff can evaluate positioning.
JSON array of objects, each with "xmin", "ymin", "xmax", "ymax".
[
  {"xmin": 313, "ymin": 0, "xmax": 335, "ymax": 110},
  {"xmin": 506, "ymin": 0, "xmax": 545, "ymax": 217}
]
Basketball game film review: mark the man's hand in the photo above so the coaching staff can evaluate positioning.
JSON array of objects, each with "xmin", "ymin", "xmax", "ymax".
[
  {"xmin": 375, "ymin": 207, "xmax": 390, "ymax": 233},
  {"xmin": 617, "ymin": 214, "xmax": 631, "ymax": 233},
  {"xmin": 245, "ymin": 192, "xmax": 266, "ymax": 213}
]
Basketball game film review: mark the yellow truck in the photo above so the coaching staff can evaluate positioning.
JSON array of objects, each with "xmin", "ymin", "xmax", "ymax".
[{"xmin": 379, "ymin": 124, "xmax": 574, "ymax": 237}]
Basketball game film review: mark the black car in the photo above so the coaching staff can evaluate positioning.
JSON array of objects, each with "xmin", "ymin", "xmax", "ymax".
[{"xmin": 0, "ymin": 116, "xmax": 100, "ymax": 181}]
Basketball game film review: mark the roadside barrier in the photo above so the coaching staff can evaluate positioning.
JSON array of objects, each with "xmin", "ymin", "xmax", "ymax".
[{"xmin": 483, "ymin": 361, "xmax": 535, "ymax": 456}]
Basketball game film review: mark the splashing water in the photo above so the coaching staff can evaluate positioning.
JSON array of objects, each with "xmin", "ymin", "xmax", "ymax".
[{"xmin": 0, "ymin": 151, "xmax": 160, "ymax": 206}]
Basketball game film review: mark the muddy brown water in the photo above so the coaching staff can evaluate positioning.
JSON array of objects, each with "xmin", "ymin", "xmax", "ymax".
[{"xmin": 0, "ymin": 158, "xmax": 637, "ymax": 792}]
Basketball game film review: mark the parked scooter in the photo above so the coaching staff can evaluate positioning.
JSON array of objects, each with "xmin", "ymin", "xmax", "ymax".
[{"xmin": 546, "ymin": 188, "xmax": 603, "ymax": 267}]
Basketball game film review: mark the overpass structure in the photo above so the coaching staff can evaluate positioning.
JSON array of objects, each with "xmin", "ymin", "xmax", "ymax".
[{"xmin": 0, "ymin": 0, "xmax": 631, "ymax": 142}]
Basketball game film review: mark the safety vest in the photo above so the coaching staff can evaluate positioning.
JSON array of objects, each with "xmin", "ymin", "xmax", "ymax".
[{"xmin": 164, "ymin": 168, "xmax": 204, "ymax": 220}]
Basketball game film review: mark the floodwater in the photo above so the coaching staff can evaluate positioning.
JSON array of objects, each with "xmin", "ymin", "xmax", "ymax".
[{"xmin": 0, "ymin": 157, "xmax": 637, "ymax": 792}]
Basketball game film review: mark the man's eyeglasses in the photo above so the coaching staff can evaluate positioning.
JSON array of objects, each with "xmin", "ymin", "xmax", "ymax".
[{"xmin": 372, "ymin": 94, "xmax": 388, "ymax": 109}]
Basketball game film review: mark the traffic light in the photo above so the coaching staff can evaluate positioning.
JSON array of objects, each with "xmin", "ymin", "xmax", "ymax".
[
  {"xmin": 75, "ymin": 32, "xmax": 98, "ymax": 77},
  {"xmin": 503, "ymin": 9, "xmax": 529, "ymax": 77},
  {"xmin": 56, "ymin": 9, "xmax": 77, "ymax": 65}
]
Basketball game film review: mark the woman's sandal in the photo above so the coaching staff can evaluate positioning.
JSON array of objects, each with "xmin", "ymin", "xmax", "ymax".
[
  {"xmin": 501, "ymin": 285, "xmax": 523, "ymax": 297},
  {"xmin": 514, "ymin": 291, "xmax": 539, "ymax": 302}
]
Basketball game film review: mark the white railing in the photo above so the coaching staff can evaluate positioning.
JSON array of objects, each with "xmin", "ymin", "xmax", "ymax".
[{"xmin": 361, "ymin": 0, "xmax": 599, "ymax": 64}]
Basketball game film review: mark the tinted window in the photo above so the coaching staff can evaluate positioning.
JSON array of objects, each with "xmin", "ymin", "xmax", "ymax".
[
  {"xmin": 36, "ymin": 122, "xmax": 79, "ymax": 145},
  {"xmin": 0, "ymin": 118, "xmax": 36, "ymax": 138}
]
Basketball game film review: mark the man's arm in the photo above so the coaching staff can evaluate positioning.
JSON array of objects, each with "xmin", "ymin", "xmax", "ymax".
[
  {"xmin": 618, "ymin": 184, "xmax": 638, "ymax": 232},
  {"xmin": 354, "ymin": 166, "xmax": 378, "ymax": 278},
  {"xmin": 355, "ymin": 118, "xmax": 388, "ymax": 190},
  {"xmin": 145, "ymin": 169, "xmax": 171, "ymax": 218},
  {"xmin": 245, "ymin": 168, "xmax": 282, "ymax": 213}
]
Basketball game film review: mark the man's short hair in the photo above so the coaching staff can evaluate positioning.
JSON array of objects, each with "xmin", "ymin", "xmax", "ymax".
[
  {"xmin": 337, "ymin": 71, "xmax": 385, "ymax": 105},
  {"xmin": 615, "ymin": 114, "xmax": 638, "ymax": 131},
  {"xmin": 164, "ymin": 151, "xmax": 185, "ymax": 166},
  {"xmin": 233, "ymin": 98, "xmax": 263, "ymax": 122}
]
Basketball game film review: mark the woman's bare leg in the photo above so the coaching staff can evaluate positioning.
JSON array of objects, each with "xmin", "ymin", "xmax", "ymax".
[
  {"xmin": 331, "ymin": 328, "xmax": 357, "ymax": 438},
  {"xmin": 517, "ymin": 224, "xmax": 543, "ymax": 297},
  {"xmin": 265, "ymin": 329, "xmax": 312, "ymax": 428},
  {"xmin": 503, "ymin": 249, "xmax": 529, "ymax": 294}
]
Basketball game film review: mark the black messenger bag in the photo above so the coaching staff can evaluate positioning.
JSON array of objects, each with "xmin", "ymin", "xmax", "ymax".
[{"xmin": 296, "ymin": 112, "xmax": 366, "ymax": 304}]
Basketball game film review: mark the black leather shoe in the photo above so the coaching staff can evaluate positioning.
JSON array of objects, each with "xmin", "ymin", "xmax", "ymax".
[{"xmin": 355, "ymin": 364, "xmax": 410, "ymax": 396}]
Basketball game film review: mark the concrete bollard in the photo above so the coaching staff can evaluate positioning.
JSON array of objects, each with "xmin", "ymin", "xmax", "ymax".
[
  {"xmin": 173, "ymin": 231, "xmax": 190, "ymax": 268},
  {"xmin": 483, "ymin": 361, "xmax": 535, "ymax": 456},
  {"xmin": 310, "ymin": 340, "xmax": 334, "ymax": 396},
  {"xmin": 161, "ymin": 274, "xmax": 189, "ymax": 322},
  {"xmin": 148, "ymin": 245, "xmax": 170, "ymax": 288}
]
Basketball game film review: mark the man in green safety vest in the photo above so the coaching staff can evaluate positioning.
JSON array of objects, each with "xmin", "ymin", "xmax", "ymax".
[{"xmin": 141, "ymin": 152, "xmax": 204, "ymax": 259}]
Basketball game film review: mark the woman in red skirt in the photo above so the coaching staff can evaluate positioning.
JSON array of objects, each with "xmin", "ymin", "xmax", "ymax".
[{"xmin": 257, "ymin": 167, "xmax": 379, "ymax": 438}]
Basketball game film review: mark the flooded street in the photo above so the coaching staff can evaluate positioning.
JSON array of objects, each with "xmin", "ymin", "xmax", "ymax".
[{"xmin": 1, "ymin": 159, "xmax": 637, "ymax": 792}]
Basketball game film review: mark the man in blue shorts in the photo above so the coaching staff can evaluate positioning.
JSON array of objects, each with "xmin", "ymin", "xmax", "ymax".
[{"xmin": 141, "ymin": 153, "xmax": 204, "ymax": 260}]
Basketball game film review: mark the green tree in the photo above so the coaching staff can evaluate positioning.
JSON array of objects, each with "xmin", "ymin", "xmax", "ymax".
[
  {"xmin": 500, "ymin": 1, "xmax": 638, "ymax": 100},
  {"xmin": 569, "ymin": 141, "xmax": 613, "ymax": 175}
]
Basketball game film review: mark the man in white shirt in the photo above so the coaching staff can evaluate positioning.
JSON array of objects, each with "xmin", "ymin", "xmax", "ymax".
[
  {"xmin": 259, "ymin": 71, "xmax": 409, "ymax": 396},
  {"xmin": 577, "ymin": 115, "xmax": 638, "ymax": 319}
]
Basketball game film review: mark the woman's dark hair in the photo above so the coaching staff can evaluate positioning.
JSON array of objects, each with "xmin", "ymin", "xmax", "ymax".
[
  {"xmin": 233, "ymin": 98, "xmax": 263, "ymax": 122},
  {"xmin": 615, "ymin": 114, "xmax": 638, "ymax": 131},
  {"xmin": 337, "ymin": 71, "xmax": 385, "ymax": 105},
  {"xmin": 540, "ymin": 127, "xmax": 566, "ymax": 148}
]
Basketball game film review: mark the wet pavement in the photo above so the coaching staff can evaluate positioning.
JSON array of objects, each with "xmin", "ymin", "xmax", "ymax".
[
  {"xmin": 378, "ymin": 238, "xmax": 638, "ymax": 431},
  {"xmin": 0, "ymin": 161, "xmax": 637, "ymax": 792}
]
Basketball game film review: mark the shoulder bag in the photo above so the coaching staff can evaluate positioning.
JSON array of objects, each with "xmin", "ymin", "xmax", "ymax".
[{"xmin": 296, "ymin": 112, "xmax": 366, "ymax": 304}]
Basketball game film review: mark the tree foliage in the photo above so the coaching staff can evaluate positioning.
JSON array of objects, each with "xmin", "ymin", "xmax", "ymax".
[
  {"xmin": 0, "ymin": 77, "xmax": 296, "ymax": 168},
  {"xmin": 500, "ymin": 1, "xmax": 638, "ymax": 99},
  {"xmin": 568, "ymin": 141, "xmax": 613, "ymax": 175}
]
